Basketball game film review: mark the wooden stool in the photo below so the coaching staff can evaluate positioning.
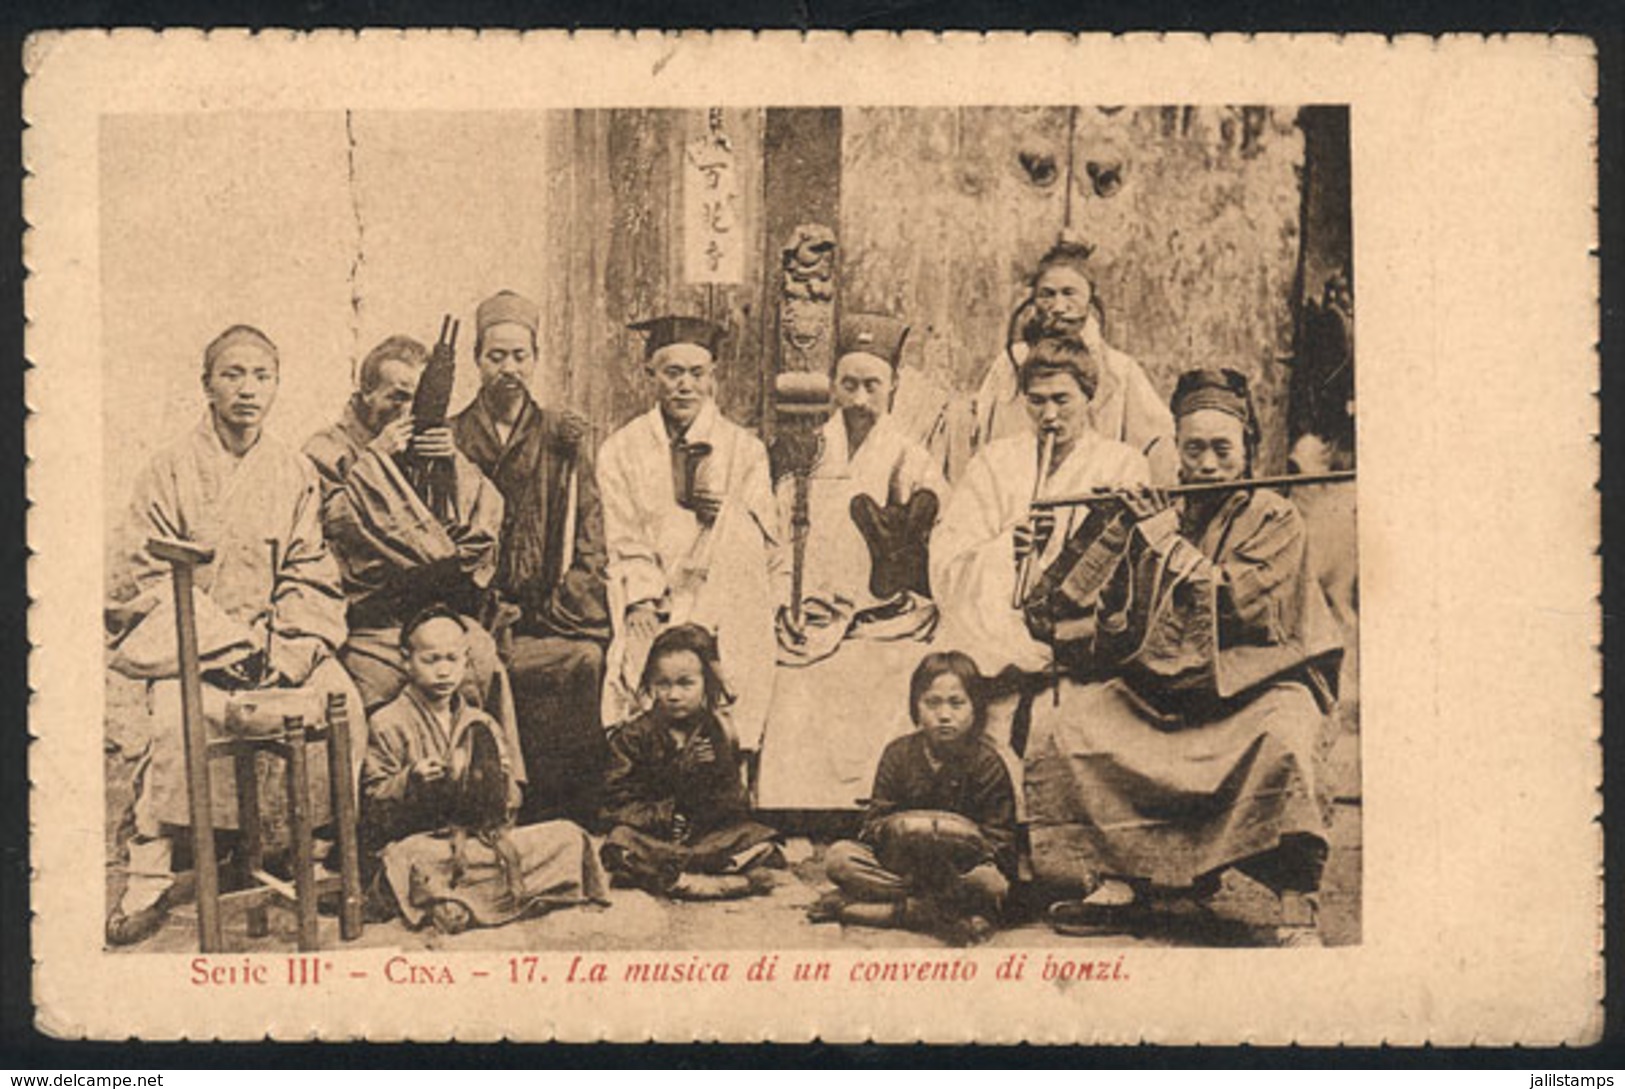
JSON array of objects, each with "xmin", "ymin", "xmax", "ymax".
[
  {"xmin": 208, "ymin": 694, "xmax": 365, "ymax": 950},
  {"xmin": 150, "ymin": 535, "xmax": 364, "ymax": 953}
]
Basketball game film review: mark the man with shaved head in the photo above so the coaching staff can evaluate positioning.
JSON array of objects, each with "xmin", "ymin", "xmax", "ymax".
[{"xmin": 104, "ymin": 324, "xmax": 361, "ymax": 946}]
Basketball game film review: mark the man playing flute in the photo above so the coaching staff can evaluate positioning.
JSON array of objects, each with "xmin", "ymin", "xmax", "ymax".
[
  {"xmin": 104, "ymin": 325, "xmax": 363, "ymax": 945},
  {"xmin": 1021, "ymin": 367, "xmax": 1344, "ymax": 945},
  {"xmin": 930, "ymin": 336, "xmax": 1151, "ymax": 790}
]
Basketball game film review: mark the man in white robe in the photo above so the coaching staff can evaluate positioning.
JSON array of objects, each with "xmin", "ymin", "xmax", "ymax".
[
  {"xmin": 596, "ymin": 316, "xmax": 784, "ymax": 753},
  {"xmin": 758, "ymin": 314, "xmax": 947, "ymax": 809},
  {"xmin": 968, "ymin": 240, "xmax": 1177, "ymax": 486},
  {"xmin": 104, "ymin": 325, "xmax": 362, "ymax": 945},
  {"xmin": 932, "ymin": 336, "xmax": 1150, "ymax": 789}
]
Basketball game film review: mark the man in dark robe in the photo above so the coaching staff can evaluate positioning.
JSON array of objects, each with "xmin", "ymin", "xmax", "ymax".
[
  {"xmin": 1021, "ymin": 367, "xmax": 1344, "ymax": 945},
  {"xmin": 451, "ymin": 291, "xmax": 612, "ymax": 828},
  {"xmin": 303, "ymin": 334, "xmax": 525, "ymax": 795}
]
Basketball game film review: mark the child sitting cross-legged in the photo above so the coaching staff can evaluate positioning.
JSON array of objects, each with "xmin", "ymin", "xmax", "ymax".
[
  {"xmin": 812, "ymin": 650, "xmax": 1018, "ymax": 945},
  {"xmin": 360, "ymin": 604, "xmax": 605, "ymax": 932},
  {"xmin": 599, "ymin": 624, "xmax": 783, "ymax": 900}
]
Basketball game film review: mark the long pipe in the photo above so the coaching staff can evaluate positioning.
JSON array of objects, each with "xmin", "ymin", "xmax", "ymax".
[
  {"xmin": 1011, "ymin": 429, "xmax": 1057, "ymax": 608},
  {"xmin": 1030, "ymin": 469, "xmax": 1356, "ymax": 511}
]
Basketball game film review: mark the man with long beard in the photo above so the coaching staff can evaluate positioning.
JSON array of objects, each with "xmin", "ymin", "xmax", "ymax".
[
  {"xmin": 596, "ymin": 315, "xmax": 783, "ymax": 760},
  {"xmin": 451, "ymin": 291, "xmax": 613, "ymax": 828},
  {"xmin": 970, "ymin": 239, "xmax": 1177, "ymax": 485},
  {"xmin": 758, "ymin": 313, "xmax": 947, "ymax": 810}
]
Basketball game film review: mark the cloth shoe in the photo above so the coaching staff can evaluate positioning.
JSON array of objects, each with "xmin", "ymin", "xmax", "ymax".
[
  {"xmin": 806, "ymin": 890, "xmax": 846, "ymax": 924},
  {"xmin": 429, "ymin": 900, "xmax": 474, "ymax": 935},
  {"xmin": 105, "ymin": 889, "xmax": 171, "ymax": 947},
  {"xmin": 836, "ymin": 900, "xmax": 906, "ymax": 929}
]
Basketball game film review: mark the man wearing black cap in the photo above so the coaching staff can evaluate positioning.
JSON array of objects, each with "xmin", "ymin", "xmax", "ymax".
[
  {"xmin": 758, "ymin": 313, "xmax": 948, "ymax": 810},
  {"xmin": 597, "ymin": 315, "xmax": 783, "ymax": 756},
  {"xmin": 1021, "ymin": 367, "xmax": 1344, "ymax": 946},
  {"xmin": 451, "ymin": 290, "xmax": 613, "ymax": 828}
]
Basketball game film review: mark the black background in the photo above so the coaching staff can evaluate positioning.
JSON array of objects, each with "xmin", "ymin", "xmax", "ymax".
[{"xmin": 0, "ymin": 2, "xmax": 1618, "ymax": 1067}]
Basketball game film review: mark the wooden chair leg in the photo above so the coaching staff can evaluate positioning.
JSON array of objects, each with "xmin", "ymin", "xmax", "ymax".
[
  {"xmin": 233, "ymin": 749, "xmax": 268, "ymax": 939},
  {"xmin": 325, "ymin": 693, "xmax": 364, "ymax": 941},
  {"xmin": 283, "ymin": 717, "xmax": 320, "ymax": 951},
  {"xmin": 169, "ymin": 561, "xmax": 222, "ymax": 954}
]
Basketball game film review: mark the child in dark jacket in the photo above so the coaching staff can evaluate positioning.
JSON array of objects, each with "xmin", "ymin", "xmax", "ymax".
[
  {"xmin": 816, "ymin": 650, "xmax": 1018, "ymax": 944},
  {"xmin": 599, "ymin": 624, "xmax": 782, "ymax": 899}
]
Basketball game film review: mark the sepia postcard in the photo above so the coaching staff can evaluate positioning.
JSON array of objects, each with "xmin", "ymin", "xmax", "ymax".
[{"xmin": 23, "ymin": 30, "xmax": 1600, "ymax": 1044}]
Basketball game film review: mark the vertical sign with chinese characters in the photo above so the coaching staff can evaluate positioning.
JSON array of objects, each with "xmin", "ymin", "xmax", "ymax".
[{"xmin": 683, "ymin": 113, "xmax": 743, "ymax": 284}]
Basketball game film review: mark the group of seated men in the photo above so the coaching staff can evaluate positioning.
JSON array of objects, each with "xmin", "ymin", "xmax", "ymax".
[{"xmin": 104, "ymin": 240, "xmax": 1345, "ymax": 948}]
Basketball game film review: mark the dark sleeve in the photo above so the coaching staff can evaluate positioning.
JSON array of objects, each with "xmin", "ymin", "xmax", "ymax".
[
  {"xmin": 1023, "ymin": 504, "xmax": 1134, "ymax": 656},
  {"xmin": 859, "ymin": 741, "xmax": 910, "ymax": 845},
  {"xmin": 968, "ymin": 747, "xmax": 1020, "ymax": 879},
  {"xmin": 540, "ymin": 414, "xmax": 613, "ymax": 641},
  {"xmin": 681, "ymin": 725, "xmax": 750, "ymax": 829},
  {"xmin": 599, "ymin": 721, "xmax": 675, "ymax": 834},
  {"xmin": 1213, "ymin": 502, "xmax": 1305, "ymax": 648}
]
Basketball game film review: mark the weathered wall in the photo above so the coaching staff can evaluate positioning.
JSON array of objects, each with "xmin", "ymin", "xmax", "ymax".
[
  {"xmin": 101, "ymin": 112, "xmax": 357, "ymax": 507},
  {"xmin": 102, "ymin": 105, "xmax": 1319, "ymax": 520},
  {"xmin": 102, "ymin": 108, "xmax": 765, "ymax": 509},
  {"xmin": 841, "ymin": 106, "xmax": 1307, "ymax": 474},
  {"xmin": 538, "ymin": 108, "xmax": 767, "ymax": 435},
  {"xmin": 101, "ymin": 110, "xmax": 564, "ymax": 508}
]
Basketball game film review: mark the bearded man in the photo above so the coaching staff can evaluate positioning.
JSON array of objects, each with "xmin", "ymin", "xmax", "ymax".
[
  {"xmin": 596, "ymin": 315, "xmax": 783, "ymax": 756},
  {"xmin": 970, "ymin": 239, "xmax": 1177, "ymax": 485},
  {"xmin": 451, "ymin": 291, "xmax": 613, "ymax": 828},
  {"xmin": 758, "ymin": 313, "xmax": 946, "ymax": 810}
]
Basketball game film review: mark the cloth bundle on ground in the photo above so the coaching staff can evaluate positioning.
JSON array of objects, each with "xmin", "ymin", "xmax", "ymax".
[{"xmin": 381, "ymin": 820, "xmax": 609, "ymax": 930}]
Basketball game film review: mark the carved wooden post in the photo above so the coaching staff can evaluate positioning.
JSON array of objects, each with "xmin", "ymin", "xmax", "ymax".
[{"xmin": 760, "ymin": 108, "xmax": 841, "ymax": 441}]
